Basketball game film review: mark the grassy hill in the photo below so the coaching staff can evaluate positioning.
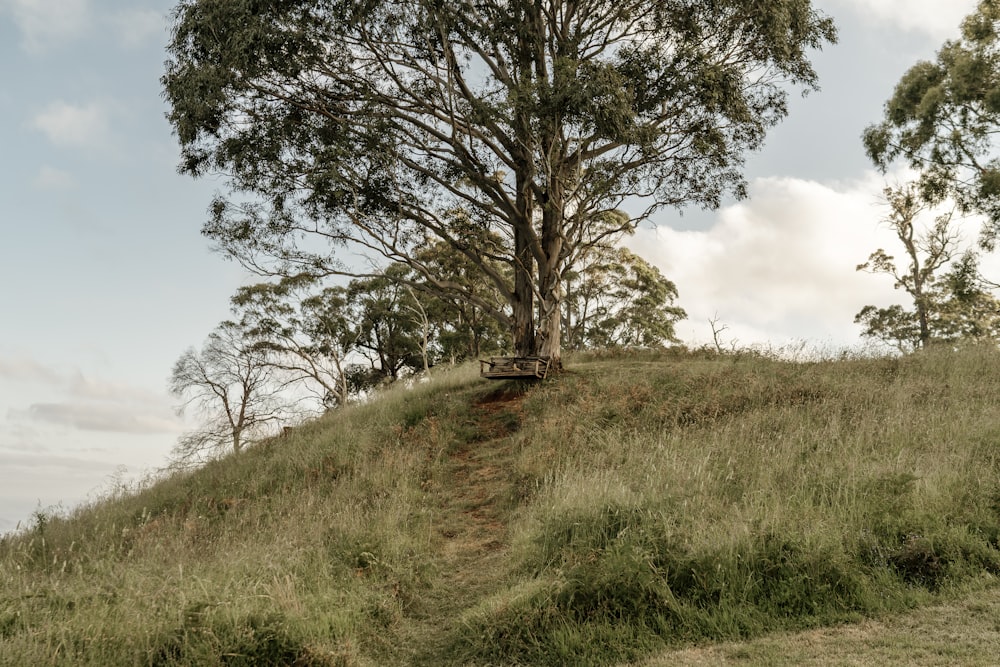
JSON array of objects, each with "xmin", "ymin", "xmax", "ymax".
[{"xmin": 4, "ymin": 347, "xmax": 1000, "ymax": 665}]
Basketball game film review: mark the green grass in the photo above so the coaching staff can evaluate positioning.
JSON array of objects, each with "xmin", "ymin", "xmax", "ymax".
[
  {"xmin": 4, "ymin": 347, "xmax": 1000, "ymax": 665},
  {"xmin": 640, "ymin": 586, "xmax": 1000, "ymax": 666}
]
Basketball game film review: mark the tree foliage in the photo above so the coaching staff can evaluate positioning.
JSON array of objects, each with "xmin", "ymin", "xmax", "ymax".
[
  {"xmin": 346, "ymin": 267, "xmax": 429, "ymax": 385},
  {"xmin": 855, "ymin": 184, "xmax": 959, "ymax": 349},
  {"xmin": 856, "ymin": 259, "xmax": 1000, "ymax": 352},
  {"xmin": 863, "ymin": 0, "xmax": 1000, "ymax": 244},
  {"xmin": 231, "ymin": 276, "xmax": 355, "ymax": 409},
  {"xmin": 929, "ymin": 251, "xmax": 1000, "ymax": 341},
  {"xmin": 407, "ymin": 238, "xmax": 510, "ymax": 362},
  {"xmin": 861, "ymin": 1, "xmax": 1000, "ymax": 350},
  {"xmin": 563, "ymin": 245, "xmax": 686, "ymax": 350},
  {"xmin": 163, "ymin": 0, "xmax": 835, "ymax": 362}
]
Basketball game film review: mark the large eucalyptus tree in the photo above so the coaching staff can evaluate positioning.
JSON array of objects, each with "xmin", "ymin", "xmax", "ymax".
[{"xmin": 163, "ymin": 0, "xmax": 835, "ymax": 365}]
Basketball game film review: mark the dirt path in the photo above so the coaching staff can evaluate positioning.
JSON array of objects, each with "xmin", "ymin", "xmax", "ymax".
[{"xmin": 400, "ymin": 386, "xmax": 525, "ymax": 664}]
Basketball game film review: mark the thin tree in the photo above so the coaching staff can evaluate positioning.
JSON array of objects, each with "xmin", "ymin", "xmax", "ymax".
[
  {"xmin": 404, "ymin": 286, "xmax": 433, "ymax": 374},
  {"xmin": 708, "ymin": 314, "xmax": 733, "ymax": 355},
  {"xmin": 169, "ymin": 322, "xmax": 288, "ymax": 463},
  {"xmin": 855, "ymin": 183, "xmax": 959, "ymax": 350},
  {"xmin": 163, "ymin": 0, "xmax": 836, "ymax": 366}
]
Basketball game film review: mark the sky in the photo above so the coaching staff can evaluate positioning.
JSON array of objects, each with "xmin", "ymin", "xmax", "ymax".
[{"xmin": 0, "ymin": 0, "xmax": 987, "ymax": 533}]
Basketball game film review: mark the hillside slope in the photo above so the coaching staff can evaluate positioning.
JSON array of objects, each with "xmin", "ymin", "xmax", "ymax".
[{"xmin": 3, "ymin": 348, "xmax": 1000, "ymax": 665}]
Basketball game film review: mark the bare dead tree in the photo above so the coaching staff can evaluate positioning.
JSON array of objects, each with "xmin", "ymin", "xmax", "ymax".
[{"xmin": 169, "ymin": 321, "xmax": 291, "ymax": 464}]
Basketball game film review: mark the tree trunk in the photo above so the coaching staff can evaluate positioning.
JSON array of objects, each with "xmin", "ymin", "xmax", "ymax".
[
  {"xmin": 512, "ymin": 168, "xmax": 536, "ymax": 357},
  {"xmin": 538, "ymin": 290, "xmax": 562, "ymax": 365},
  {"xmin": 536, "ymin": 148, "xmax": 565, "ymax": 368},
  {"xmin": 512, "ymin": 223, "xmax": 536, "ymax": 357},
  {"xmin": 537, "ymin": 228, "xmax": 564, "ymax": 367},
  {"xmin": 511, "ymin": 13, "xmax": 538, "ymax": 359},
  {"xmin": 339, "ymin": 370, "xmax": 349, "ymax": 408},
  {"xmin": 915, "ymin": 291, "xmax": 931, "ymax": 348}
]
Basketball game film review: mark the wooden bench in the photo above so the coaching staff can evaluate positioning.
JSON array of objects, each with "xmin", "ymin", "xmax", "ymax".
[{"xmin": 479, "ymin": 356, "xmax": 552, "ymax": 380}]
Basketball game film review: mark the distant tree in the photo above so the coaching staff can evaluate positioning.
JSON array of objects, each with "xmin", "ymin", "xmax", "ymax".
[
  {"xmin": 404, "ymin": 286, "xmax": 433, "ymax": 374},
  {"xmin": 854, "ymin": 304, "xmax": 923, "ymax": 354},
  {"xmin": 563, "ymin": 245, "xmax": 686, "ymax": 350},
  {"xmin": 863, "ymin": 0, "xmax": 1000, "ymax": 245},
  {"xmin": 232, "ymin": 276, "xmax": 355, "ymax": 409},
  {"xmin": 855, "ymin": 183, "xmax": 960, "ymax": 350},
  {"xmin": 169, "ymin": 322, "xmax": 289, "ymax": 462},
  {"xmin": 163, "ymin": 0, "xmax": 836, "ymax": 366},
  {"xmin": 855, "ymin": 183, "xmax": 1000, "ymax": 351},
  {"xmin": 346, "ymin": 267, "xmax": 427, "ymax": 386},
  {"xmin": 929, "ymin": 252, "xmax": 1000, "ymax": 342},
  {"xmin": 407, "ymin": 237, "xmax": 510, "ymax": 362}
]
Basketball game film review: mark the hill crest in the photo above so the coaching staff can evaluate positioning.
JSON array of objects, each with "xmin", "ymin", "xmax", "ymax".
[{"xmin": 4, "ymin": 348, "xmax": 1000, "ymax": 665}]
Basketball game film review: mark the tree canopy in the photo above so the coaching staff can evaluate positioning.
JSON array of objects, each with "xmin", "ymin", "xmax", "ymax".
[
  {"xmin": 563, "ymin": 245, "xmax": 685, "ymax": 349},
  {"xmin": 231, "ymin": 276, "xmax": 356, "ymax": 409},
  {"xmin": 164, "ymin": 0, "xmax": 836, "ymax": 363},
  {"xmin": 864, "ymin": 0, "xmax": 1000, "ymax": 244}
]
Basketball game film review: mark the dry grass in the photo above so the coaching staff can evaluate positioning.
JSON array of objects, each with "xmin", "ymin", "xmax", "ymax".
[{"xmin": 5, "ymin": 348, "xmax": 1000, "ymax": 665}]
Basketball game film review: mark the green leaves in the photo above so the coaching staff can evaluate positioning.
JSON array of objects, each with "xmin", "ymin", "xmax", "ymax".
[
  {"xmin": 864, "ymin": 1, "xmax": 1000, "ymax": 232},
  {"xmin": 855, "ymin": 183, "xmax": 1000, "ymax": 351},
  {"xmin": 563, "ymin": 245, "xmax": 686, "ymax": 351},
  {"xmin": 860, "ymin": 1, "xmax": 1000, "ymax": 352},
  {"xmin": 164, "ymin": 0, "xmax": 835, "ymax": 360}
]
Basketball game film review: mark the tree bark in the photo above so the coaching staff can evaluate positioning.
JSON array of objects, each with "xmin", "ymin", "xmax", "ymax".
[
  {"xmin": 537, "ymin": 209, "xmax": 564, "ymax": 366},
  {"xmin": 537, "ymin": 288, "xmax": 562, "ymax": 364},
  {"xmin": 509, "ymin": 3, "xmax": 540, "ymax": 359},
  {"xmin": 512, "ymin": 220, "xmax": 536, "ymax": 356}
]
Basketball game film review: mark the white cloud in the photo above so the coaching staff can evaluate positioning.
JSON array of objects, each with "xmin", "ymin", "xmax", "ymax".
[
  {"xmin": 24, "ymin": 403, "xmax": 182, "ymax": 434},
  {"xmin": 1, "ymin": 360, "xmax": 181, "ymax": 435},
  {"xmin": 32, "ymin": 165, "xmax": 78, "ymax": 190},
  {"xmin": 0, "ymin": 357, "xmax": 63, "ymax": 385},
  {"xmin": 631, "ymin": 173, "xmax": 979, "ymax": 351},
  {"xmin": 3, "ymin": 0, "xmax": 91, "ymax": 53},
  {"xmin": 68, "ymin": 372, "xmax": 168, "ymax": 406},
  {"xmin": 29, "ymin": 100, "xmax": 113, "ymax": 150},
  {"xmin": 107, "ymin": 8, "xmax": 166, "ymax": 49},
  {"xmin": 0, "ymin": 449, "xmax": 117, "ymax": 472},
  {"xmin": 828, "ymin": 0, "xmax": 978, "ymax": 41}
]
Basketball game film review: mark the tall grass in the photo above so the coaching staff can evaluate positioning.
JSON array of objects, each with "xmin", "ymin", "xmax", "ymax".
[
  {"xmin": 450, "ymin": 346, "xmax": 1000, "ymax": 664},
  {"xmin": 3, "ymin": 349, "xmax": 1000, "ymax": 665}
]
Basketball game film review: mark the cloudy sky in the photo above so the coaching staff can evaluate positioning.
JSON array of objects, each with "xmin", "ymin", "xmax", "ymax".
[{"xmin": 0, "ymin": 0, "xmax": 986, "ymax": 533}]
